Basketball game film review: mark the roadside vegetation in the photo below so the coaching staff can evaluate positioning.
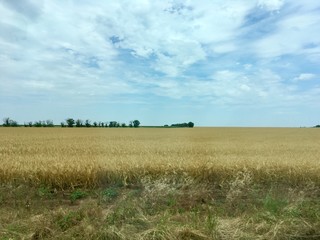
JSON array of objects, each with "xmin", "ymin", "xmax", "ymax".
[{"xmin": 0, "ymin": 127, "xmax": 319, "ymax": 239}]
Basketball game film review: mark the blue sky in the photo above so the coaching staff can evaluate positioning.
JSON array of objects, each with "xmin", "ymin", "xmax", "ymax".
[{"xmin": 0, "ymin": 0, "xmax": 319, "ymax": 127}]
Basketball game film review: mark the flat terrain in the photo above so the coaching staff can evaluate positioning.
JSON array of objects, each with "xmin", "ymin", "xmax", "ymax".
[
  {"xmin": 0, "ymin": 128, "xmax": 319, "ymax": 239},
  {"xmin": 1, "ymin": 127, "xmax": 320, "ymax": 187}
]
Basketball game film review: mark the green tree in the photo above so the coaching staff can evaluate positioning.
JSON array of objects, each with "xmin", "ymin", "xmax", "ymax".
[
  {"xmin": 85, "ymin": 119, "xmax": 91, "ymax": 127},
  {"xmin": 34, "ymin": 121, "xmax": 42, "ymax": 127},
  {"xmin": 76, "ymin": 119, "xmax": 83, "ymax": 127},
  {"xmin": 109, "ymin": 121, "xmax": 117, "ymax": 128},
  {"xmin": 2, "ymin": 117, "xmax": 17, "ymax": 127},
  {"xmin": 66, "ymin": 118, "xmax": 75, "ymax": 127},
  {"xmin": 188, "ymin": 122, "xmax": 194, "ymax": 128},
  {"xmin": 3, "ymin": 117, "xmax": 10, "ymax": 126},
  {"xmin": 45, "ymin": 120, "xmax": 54, "ymax": 127},
  {"xmin": 133, "ymin": 120, "xmax": 140, "ymax": 128},
  {"xmin": 171, "ymin": 123, "xmax": 188, "ymax": 127}
]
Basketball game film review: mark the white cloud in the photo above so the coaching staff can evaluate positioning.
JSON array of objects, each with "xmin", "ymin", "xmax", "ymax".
[
  {"xmin": 0, "ymin": 0, "xmax": 257, "ymax": 83},
  {"xmin": 212, "ymin": 43, "xmax": 237, "ymax": 54},
  {"xmin": 149, "ymin": 68, "xmax": 301, "ymax": 107},
  {"xmin": 294, "ymin": 73, "xmax": 316, "ymax": 81},
  {"xmin": 258, "ymin": 0, "xmax": 284, "ymax": 11},
  {"xmin": 254, "ymin": 5, "xmax": 320, "ymax": 58},
  {"xmin": 94, "ymin": 0, "xmax": 255, "ymax": 75},
  {"xmin": 152, "ymin": 39, "xmax": 206, "ymax": 77}
]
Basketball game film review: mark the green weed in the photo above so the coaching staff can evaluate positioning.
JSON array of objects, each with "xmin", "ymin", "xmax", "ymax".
[
  {"xmin": 70, "ymin": 189, "xmax": 88, "ymax": 203},
  {"xmin": 102, "ymin": 187, "xmax": 119, "ymax": 202},
  {"xmin": 37, "ymin": 185, "xmax": 54, "ymax": 198},
  {"xmin": 56, "ymin": 211, "xmax": 84, "ymax": 231},
  {"xmin": 263, "ymin": 194, "xmax": 288, "ymax": 215}
]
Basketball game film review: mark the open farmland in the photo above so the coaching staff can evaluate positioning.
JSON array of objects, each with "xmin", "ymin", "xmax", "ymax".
[
  {"xmin": 1, "ymin": 127, "xmax": 320, "ymax": 187},
  {"xmin": 0, "ymin": 127, "xmax": 320, "ymax": 239}
]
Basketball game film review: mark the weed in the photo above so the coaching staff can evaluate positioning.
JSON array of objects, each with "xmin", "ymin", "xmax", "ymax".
[
  {"xmin": 263, "ymin": 194, "xmax": 288, "ymax": 215},
  {"xmin": 128, "ymin": 189, "xmax": 143, "ymax": 198},
  {"xmin": 70, "ymin": 189, "xmax": 87, "ymax": 203},
  {"xmin": 56, "ymin": 211, "xmax": 84, "ymax": 231},
  {"xmin": 102, "ymin": 187, "xmax": 119, "ymax": 202},
  {"xmin": 140, "ymin": 226, "xmax": 174, "ymax": 240},
  {"xmin": 206, "ymin": 208, "xmax": 218, "ymax": 232},
  {"xmin": 106, "ymin": 201, "xmax": 139, "ymax": 226},
  {"xmin": 37, "ymin": 185, "xmax": 53, "ymax": 198},
  {"xmin": 166, "ymin": 194, "xmax": 177, "ymax": 207}
]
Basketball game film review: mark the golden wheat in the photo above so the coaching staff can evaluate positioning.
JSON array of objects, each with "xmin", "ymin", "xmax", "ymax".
[{"xmin": 0, "ymin": 127, "xmax": 319, "ymax": 188}]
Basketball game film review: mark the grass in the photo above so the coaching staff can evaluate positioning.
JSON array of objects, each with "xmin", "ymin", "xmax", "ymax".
[{"xmin": 0, "ymin": 127, "xmax": 319, "ymax": 239}]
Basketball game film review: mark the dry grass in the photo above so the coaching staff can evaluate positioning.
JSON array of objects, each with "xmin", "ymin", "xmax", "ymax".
[{"xmin": 0, "ymin": 127, "xmax": 319, "ymax": 188}]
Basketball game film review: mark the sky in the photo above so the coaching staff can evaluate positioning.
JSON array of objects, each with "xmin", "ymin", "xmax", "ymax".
[{"xmin": 0, "ymin": 0, "xmax": 319, "ymax": 127}]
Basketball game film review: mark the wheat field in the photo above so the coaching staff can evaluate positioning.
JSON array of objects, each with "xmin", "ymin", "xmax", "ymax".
[
  {"xmin": 1, "ymin": 127, "xmax": 320, "ymax": 239},
  {"xmin": 1, "ymin": 127, "xmax": 319, "ymax": 188}
]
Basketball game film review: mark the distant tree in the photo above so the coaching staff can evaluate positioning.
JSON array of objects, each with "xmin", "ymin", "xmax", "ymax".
[
  {"xmin": 101, "ymin": 122, "xmax": 105, "ymax": 127},
  {"xmin": 133, "ymin": 120, "xmax": 140, "ymax": 128},
  {"xmin": 188, "ymin": 122, "xmax": 194, "ymax": 128},
  {"xmin": 23, "ymin": 122, "xmax": 28, "ymax": 127},
  {"xmin": 170, "ymin": 122, "xmax": 194, "ymax": 128},
  {"xmin": 66, "ymin": 118, "xmax": 75, "ymax": 127},
  {"xmin": 129, "ymin": 121, "xmax": 133, "ymax": 127},
  {"xmin": 3, "ymin": 117, "xmax": 10, "ymax": 126},
  {"xmin": 45, "ymin": 120, "xmax": 54, "ymax": 127},
  {"xmin": 76, "ymin": 119, "xmax": 83, "ymax": 127},
  {"xmin": 28, "ymin": 121, "xmax": 33, "ymax": 127},
  {"xmin": 315, "ymin": 125, "xmax": 320, "ymax": 128},
  {"xmin": 34, "ymin": 121, "xmax": 43, "ymax": 127},
  {"xmin": 11, "ymin": 120, "xmax": 18, "ymax": 127},
  {"xmin": 121, "ymin": 123, "xmax": 126, "ymax": 127},
  {"xmin": 93, "ymin": 122, "xmax": 98, "ymax": 127},
  {"xmin": 109, "ymin": 121, "xmax": 117, "ymax": 128},
  {"xmin": 61, "ymin": 122, "xmax": 66, "ymax": 127},
  {"xmin": 2, "ymin": 117, "xmax": 17, "ymax": 127},
  {"xmin": 85, "ymin": 119, "xmax": 91, "ymax": 127},
  {"xmin": 171, "ymin": 122, "xmax": 188, "ymax": 127},
  {"xmin": 164, "ymin": 124, "xmax": 169, "ymax": 127}
]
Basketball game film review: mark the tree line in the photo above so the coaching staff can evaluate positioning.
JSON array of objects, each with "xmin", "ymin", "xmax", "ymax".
[
  {"xmin": 2, "ymin": 117, "xmax": 141, "ymax": 128},
  {"xmin": 2, "ymin": 117, "xmax": 195, "ymax": 128},
  {"xmin": 164, "ymin": 122, "xmax": 194, "ymax": 128}
]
